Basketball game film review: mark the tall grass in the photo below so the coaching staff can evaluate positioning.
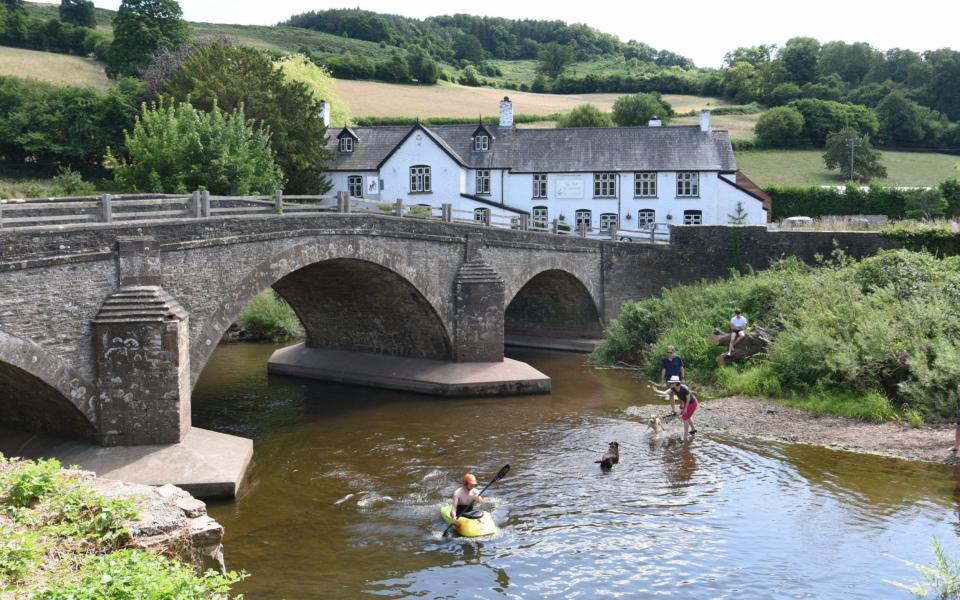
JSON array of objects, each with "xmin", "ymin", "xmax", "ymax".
[
  {"xmin": 238, "ymin": 290, "xmax": 304, "ymax": 341},
  {"xmin": 592, "ymin": 249, "xmax": 960, "ymax": 422}
]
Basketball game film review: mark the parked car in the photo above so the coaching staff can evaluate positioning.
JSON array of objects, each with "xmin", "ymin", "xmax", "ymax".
[{"xmin": 619, "ymin": 222, "xmax": 671, "ymax": 243}]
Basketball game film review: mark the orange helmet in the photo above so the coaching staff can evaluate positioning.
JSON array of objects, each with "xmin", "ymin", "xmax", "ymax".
[{"xmin": 463, "ymin": 473, "xmax": 477, "ymax": 486}]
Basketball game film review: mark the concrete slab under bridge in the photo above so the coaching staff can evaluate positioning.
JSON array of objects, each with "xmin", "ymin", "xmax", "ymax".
[{"xmin": 267, "ymin": 344, "xmax": 551, "ymax": 396}]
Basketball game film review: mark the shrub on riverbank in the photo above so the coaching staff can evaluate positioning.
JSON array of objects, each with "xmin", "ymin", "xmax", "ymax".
[
  {"xmin": 0, "ymin": 455, "xmax": 243, "ymax": 598},
  {"xmin": 592, "ymin": 249, "xmax": 960, "ymax": 422},
  {"xmin": 238, "ymin": 290, "xmax": 304, "ymax": 341}
]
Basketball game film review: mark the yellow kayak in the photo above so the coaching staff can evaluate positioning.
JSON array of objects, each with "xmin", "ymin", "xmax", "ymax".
[{"xmin": 441, "ymin": 504, "xmax": 498, "ymax": 537}]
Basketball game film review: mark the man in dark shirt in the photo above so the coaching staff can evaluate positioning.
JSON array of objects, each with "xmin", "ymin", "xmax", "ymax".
[{"xmin": 660, "ymin": 346, "xmax": 685, "ymax": 414}]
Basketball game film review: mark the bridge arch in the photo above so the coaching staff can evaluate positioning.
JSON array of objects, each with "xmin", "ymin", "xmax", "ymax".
[
  {"xmin": 189, "ymin": 240, "xmax": 454, "ymax": 385},
  {"xmin": 0, "ymin": 330, "xmax": 99, "ymax": 441},
  {"xmin": 505, "ymin": 264, "xmax": 604, "ymax": 341}
]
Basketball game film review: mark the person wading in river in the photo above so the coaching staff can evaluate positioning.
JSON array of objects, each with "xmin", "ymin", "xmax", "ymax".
[
  {"xmin": 659, "ymin": 346, "xmax": 686, "ymax": 415},
  {"xmin": 651, "ymin": 376, "xmax": 699, "ymax": 440},
  {"xmin": 451, "ymin": 473, "xmax": 484, "ymax": 518}
]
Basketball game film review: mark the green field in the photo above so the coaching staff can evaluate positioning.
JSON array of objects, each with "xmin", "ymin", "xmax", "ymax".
[
  {"xmin": 0, "ymin": 45, "xmax": 111, "ymax": 90},
  {"xmin": 735, "ymin": 149, "xmax": 960, "ymax": 187}
]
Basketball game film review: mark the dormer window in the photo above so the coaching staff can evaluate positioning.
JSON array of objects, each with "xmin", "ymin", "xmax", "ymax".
[
  {"xmin": 339, "ymin": 137, "xmax": 354, "ymax": 153},
  {"xmin": 474, "ymin": 135, "xmax": 489, "ymax": 151}
]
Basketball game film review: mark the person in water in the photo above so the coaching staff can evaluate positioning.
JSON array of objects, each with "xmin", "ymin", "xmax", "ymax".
[
  {"xmin": 651, "ymin": 376, "xmax": 699, "ymax": 440},
  {"xmin": 452, "ymin": 473, "xmax": 484, "ymax": 518},
  {"xmin": 659, "ymin": 345, "xmax": 686, "ymax": 415}
]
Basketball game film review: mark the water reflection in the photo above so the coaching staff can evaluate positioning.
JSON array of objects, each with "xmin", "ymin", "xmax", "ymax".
[{"xmin": 196, "ymin": 342, "xmax": 960, "ymax": 599}]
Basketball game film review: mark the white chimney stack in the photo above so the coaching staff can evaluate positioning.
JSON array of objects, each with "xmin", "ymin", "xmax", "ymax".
[
  {"xmin": 319, "ymin": 100, "xmax": 331, "ymax": 127},
  {"xmin": 648, "ymin": 116, "xmax": 662, "ymax": 127},
  {"xmin": 499, "ymin": 96, "xmax": 513, "ymax": 129},
  {"xmin": 699, "ymin": 109, "xmax": 711, "ymax": 133}
]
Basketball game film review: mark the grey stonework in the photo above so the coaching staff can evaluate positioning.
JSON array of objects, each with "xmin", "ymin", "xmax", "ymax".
[{"xmin": 0, "ymin": 214, "xmax": 899, "ymax": 445}]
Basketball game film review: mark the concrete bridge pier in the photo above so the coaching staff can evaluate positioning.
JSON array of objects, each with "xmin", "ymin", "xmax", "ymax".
[{"xmin": 11, "ymin": 237, "xmax": 253, "ymax": 498}]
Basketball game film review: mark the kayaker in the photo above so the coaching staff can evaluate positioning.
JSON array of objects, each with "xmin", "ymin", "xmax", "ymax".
[{"xmin": 451, "ymin": 473, "xmax": 484, "ymax": 518}]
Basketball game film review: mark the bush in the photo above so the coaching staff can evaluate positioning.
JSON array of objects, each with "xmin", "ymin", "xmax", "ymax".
[
  {"xmin": 50, "ymin": 166, "xmax": 96, "ymax": 196},
  {"xmin": 239, "ymin": 290, "xmax": 304, "ymax": 341},
  {"xmin": 592, "ymin": 250, "xmax": 960, "ymax": 421},
  {"xmin": 0, "ymin": 525, "xmax": 42, "ymax": 584},
  {"xmin": 1, "ymin": 458, "xmax": 61, "ymax": 509},
  {"xmin": 754, "ymin": 106, "xmax": 805, "ymax": 147},
  {"xmin": 556, "ymin": 104, "xmax": 613, "ymax": 128},
  {"xmin": 611, "ymin": 93, "xmax": 672, "ymax": 127},
  {"xmin": 31, "ymin": 549, "xmax": 245, "ymax": 599}
]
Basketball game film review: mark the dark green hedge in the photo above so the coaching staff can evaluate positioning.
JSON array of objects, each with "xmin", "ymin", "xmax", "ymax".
[{"xmin": 768, "ymin": 180, "xmax": 960, "ymax": 220}]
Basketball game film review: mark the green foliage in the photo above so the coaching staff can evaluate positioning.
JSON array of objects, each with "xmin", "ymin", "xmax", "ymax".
[
  {"xmin": 46, "ymin": 479, "xmax": 138, "ymax": 544},
  {"xmin": 31, "ymin": 549, "xmax": 245, "ymax": 599},
  {"xmin": 903, "ymin": 189, "xmax": 948, "ymax": 220},
  {"xmin": 0, "ymin": 524, "xmax": 42, "ymax": 584},
  {"xmin": 822, "ymin": 127, "xmax": 886, "ymax": 181},
  {"xmin": 593, "ymin": 250, "xmax": 960, "ymax": 421},
  {"xmin": 755, "ymin": 106, "xmax": 805, "ymax": 146},
  {"xmin": 107, "ymin": 0, "xmax": 189, "ymax": 78},
  {"xmin": 0, "ymin": 75, "xmax": 142, "ymax": 172},
  {"xmin": 0, "ymin": 0, "xmax": 107, "ymax": 57},
  {"xmin": 611, "ymin": 93, "xmax": 672, "ymax": 126},
  {"xmin": 453, "ymin": 32, "xmax": 484, "ymax": 63},
  {"xmin": 779, "ymin": 37, "xmax": 821, "ymax": 85},
  {"xmin": 910, "ymin": 539, "xmax": 960, "ymax": 599},
  {"xmin": 275, "ymin": 54, "xmax": 350, "ymax": 125},
  {"xmin": 50, "ymin": 165, "xmax": 95, "ymax": 195},
  {"xmin": 788, "ymin": 99, "xmax": 880, "ymax": 146},
  {"xmin": 352, "ymin": 113, "xmax": 559, "ymax": 126},
  {"xmin": 110, "ymin": 99, "xmax": 283, "ymax": 194},
  {"xmin": 766, "ymin": 184, "xmax": 959, "ymax": 220},
  {"xmin": 239, "ymin": 290, "xmax": 304, "ymax": 342},
  {"xmin": 146, "ymin": 40, "xmax": 332, "ymax": 193},
  {"xmin": 556, "ymin": 104, "xmax": 612, "ymax": 128},
  {"xmin": 727, "ymin": 200, "xmax": 749, "ymax": 224},
  {"xmin": 537, "ymin": 42, "xmax": 575, "ymax": 79},
  {"xmin": 406, "ymin": 46, "xmax": 439, "ymax": 84},
  {"xmin": 460, "ymin": 64, "xmax": 482, "ymax": 87},
  {"xmin": 59, "ymin": 0, "xmax": 95, "ymax": 28},
  {"xmin": 1, "ymin": 457, "xmax": 61, "ymax": 509}
]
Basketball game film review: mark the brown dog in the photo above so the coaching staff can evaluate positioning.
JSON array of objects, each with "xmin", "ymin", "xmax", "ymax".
[{"xmin": 596, "ymin": 441, "xmax": 620, "ymax": 471}]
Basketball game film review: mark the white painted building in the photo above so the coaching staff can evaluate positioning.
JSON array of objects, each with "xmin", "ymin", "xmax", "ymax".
[{"xmin": 324, "ymin": 97, "xmax": 770, "ymax": 230}]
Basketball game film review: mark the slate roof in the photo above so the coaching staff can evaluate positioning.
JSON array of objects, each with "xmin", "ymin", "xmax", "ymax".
[{"xmin": 327, "ymin": 123, "xmax": 737, "ymax": 173}]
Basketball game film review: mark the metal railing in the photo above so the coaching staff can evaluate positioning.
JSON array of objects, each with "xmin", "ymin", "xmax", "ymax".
[{"xmin": 0, "ymin": 190, "xmax": 671, "ymax": 244}]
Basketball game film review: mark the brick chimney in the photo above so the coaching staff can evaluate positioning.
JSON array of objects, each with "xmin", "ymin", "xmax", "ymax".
[
  {"xmin": 499, "ymin": 96, "xmax": 513, "ymax": 129},
  {"xmin": 699, "ymin": 109, "xmax": 711, "ymax": 132}
]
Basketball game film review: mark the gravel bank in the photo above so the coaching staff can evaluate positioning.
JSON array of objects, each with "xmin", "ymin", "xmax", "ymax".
[{"xmin": 627, "ymin": 396, "xmax": 957, "ymax": 465}]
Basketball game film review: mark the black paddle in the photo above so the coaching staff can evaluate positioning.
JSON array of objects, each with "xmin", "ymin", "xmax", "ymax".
[{"xmin": 442, "ymin": 464, "xmax": 510, "ymax": 537}]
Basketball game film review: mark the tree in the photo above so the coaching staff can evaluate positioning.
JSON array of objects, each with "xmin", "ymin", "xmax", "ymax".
[
  {"xmin": 375, "ymin": 51, "xmax": 410, "ymax": 82},
  {"xmin": 537, "ymin": 42, "xmax": 575, "ymax": 79},
  {"xmin": 721, "ymin": 61, "xmax": 761, "ymax": 103},
  {"xmin": 766, "ymin": 82, "xmax": 801, "ymax": 106},
  {"xmin": 453, "ymin": 32, "xmax": 483, "ymax": 64},
  {"xmin": 727, "ymin": 201, "xmax": 748, "ymax": 224},
  {"xmin": 611, "ymin": 93, "xmax": 671, "ymax": 126},
  {"xmin": 109, "ymin": 100, "xmax": 284, "ymax": 195},
  {"xmin": 406, "ymin": 46, "xmax": 438, "ymax": 84},
  {"xmin": 556, "ymin": 104, "xmax": 612, "ymax": 128},
  {"xmin": 754, "ymin": 106, "xmax": 805, "ymax": 147},
  {"xmin": 788, "ymin": 99, "xmax": 880, "ymax": 145},
  {"xmin": 779, "ymin": 37, "xmax": 821, "ymax": 85},
  {"xmin": 59, "ymin": 0, "xmax": 95, "ymax": 28},
  {"xmin": 460, "ymin": 64, "xmax": 481, "ymax": 87},
  {"xmin": 875, "ymin": 90, "xmax": 927, "ymax": 146},
  {"xmin": 903, "ymin": 188, "xmax": 948, "ymax": 220},
  {"xmin": 107, "ymin": 0, "xmax": 189, "ymax": 78},
  {"xmin": 818, "ymin": 41, "xmax": 877, "ymax": 85},
  {"xmin": 822, "ymin": 127, "xmax": 886, "ymax": 182},
  {"xmin": 146, "ymin": 40, "xmax": 332, "ymax": 193}
]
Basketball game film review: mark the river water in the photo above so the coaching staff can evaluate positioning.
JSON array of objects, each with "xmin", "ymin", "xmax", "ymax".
[{"xmin": 196, "ymin": 343, "xmax": 960, "ymax": 599}]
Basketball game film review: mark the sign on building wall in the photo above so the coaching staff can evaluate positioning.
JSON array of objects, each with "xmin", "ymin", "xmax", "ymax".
[
  {"xmin": 555, "ymin": 175, "xmax": 584, "ymax": 199},
  {"xmin": 366, "ymin": 177, "xmax": 381, "ymax": 195}
]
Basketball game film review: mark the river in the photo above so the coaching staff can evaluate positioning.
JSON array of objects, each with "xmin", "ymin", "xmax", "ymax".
[{"xmin": 195, "ymin": 342, "xmax": 960, "ymax": 599}]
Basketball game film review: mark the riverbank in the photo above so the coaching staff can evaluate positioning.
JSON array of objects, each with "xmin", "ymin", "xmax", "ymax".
[{"xmin": 628, "ymin": 396, "xmax": 957, "ymax": 465}]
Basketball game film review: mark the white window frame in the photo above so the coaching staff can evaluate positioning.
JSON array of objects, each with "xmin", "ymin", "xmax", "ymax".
[
  {"xmin": 683, "ymin": 209, "xmax": 703, "ymax": 225},
  {"xmin": 533, "ymin": 173, "xmax": 547, "ymax": 198},
  {"xmin": 600, "ymin": 213, "xmax": 618, "ymax": 232},
  {"xmin": 677, "ymin": 172, "xmax": 699, "ymax": 197},
  {"xmin": 637, "ymin": 209, "xmax": 656, "ymax": 226},
  {"xmin": 593, "ymin": 172, "xmax": 617, "ymax": 198},
  {"xmin": 634, "ymin": 172, "xmax": 657, "ymax": 197},
  {"xmin": 575, "ymin": 209, "xmax": 592, "ymax": 231},
  {"xmin": 339, "ymin": 137, "xmax": 353, "ymax": 153},
  {"xmin": 476, "ymin": 169, "xmax": 491, "ymax": 195},
  {"xmin": 474, "ymin": 135, "xmax": 489, "ymax": 151},
  {"xmin": 474, "ymin": 207, "xmax": 490, "ymax": 223},
  {"xmin": 410, "ymin": 165, "xmax": 431, "ymax": 193},
  {"xmin": 347, "ymin": 175, "xmax": 363, "ymax": 198},
  {"xmin": 532, "ymin": 205, "xmax": 548, "ymax": 228}
]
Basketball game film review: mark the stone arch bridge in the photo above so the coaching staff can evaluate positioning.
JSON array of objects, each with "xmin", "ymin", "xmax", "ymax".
[{"xmin": 0, "ymin": 210, "xmax": 894, "ymax": 495}]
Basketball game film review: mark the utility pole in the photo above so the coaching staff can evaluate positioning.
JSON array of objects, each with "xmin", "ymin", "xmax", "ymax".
[{"xmin": 848, "ymin": 136, "xmax": 862, "ymax": 181}]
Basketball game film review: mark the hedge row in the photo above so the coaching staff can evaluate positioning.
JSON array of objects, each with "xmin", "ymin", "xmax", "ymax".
[{"xmin": 767, "ymin": 180, "xmax": 960, "ymax": 220}]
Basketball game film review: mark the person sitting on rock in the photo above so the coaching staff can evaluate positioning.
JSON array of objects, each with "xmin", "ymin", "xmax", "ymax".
[{"xmin": 726, "ymin": 308, "xmax": 748, "ymax": 356}]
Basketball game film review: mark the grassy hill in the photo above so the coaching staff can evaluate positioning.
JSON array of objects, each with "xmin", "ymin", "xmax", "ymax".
[
  {"xmin": 0, "ymin": 45, "xmax": 111, "ymax": 90},
  {"xmin": 735, "ymin": 149, "xmax": 960, "ymax": 187}
]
